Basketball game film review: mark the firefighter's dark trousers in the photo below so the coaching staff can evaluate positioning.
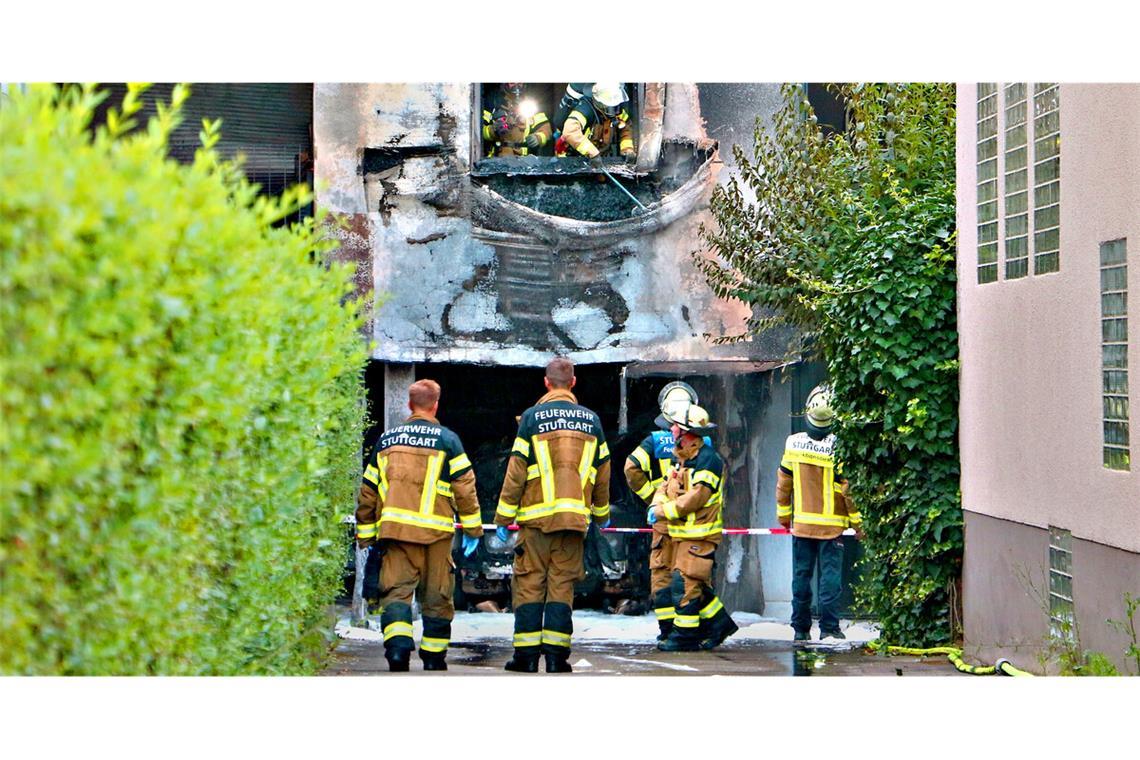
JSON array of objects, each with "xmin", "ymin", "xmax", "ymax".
[
  {"xmin": 649, "ymin": 524, "xmax": 677, "ymax": 634},
  {"xmin": 379, "ymin": 537, "xmax": 455, "ymax": 662},
  {"xmin": 791, "ymin": 535, "xmax": 844, "ymax": 635},
  {"xmin": 511, "ymin": 527, "xmax": 584, "ymax": 658},
  {"xmin": 667, "ymin": 538, "xmax": 733, "ymax": 645}
]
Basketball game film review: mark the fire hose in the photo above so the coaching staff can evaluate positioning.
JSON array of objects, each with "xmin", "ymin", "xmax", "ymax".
[{"xmin": 871, "ymin": 644, "xmax": 1034, "ymax": 676}]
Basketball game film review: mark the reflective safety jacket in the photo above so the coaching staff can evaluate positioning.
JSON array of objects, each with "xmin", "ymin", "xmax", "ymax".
[
  {"xmin": 652, "ymin": 443, "xmax": 725, "ymax": 542},
  {"xmin": 495, "ymin": 388, "xmax": 611, "ymax": 533},
  {"xmin": 482, "ymin": 93, "xmax": 552, "ymax": 157},
  {"xmin": 559, "ymin": 99, "xmax": 634, "ymax": 158},
  {"xmin": 776, "ymin": 432, "xmax": 859, "ymax": 540},
  {"xmin": 356, "ymin": 412, "xmax": 482, "ymax": 546},
  {"xmin": 625, "ymin": 431, "xmax": 713, "ymax": 505}
]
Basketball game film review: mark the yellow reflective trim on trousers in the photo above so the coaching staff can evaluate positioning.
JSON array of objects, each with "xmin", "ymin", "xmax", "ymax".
[
  {"xmin": 513, "ymin": 632, "xmax": 542, "ymax": 647},
  {"xmin": 534, "ymin": 439, "xmax": 555, "ymax": 505},
  {"xmin": 380, "ymin": 508, "xmax": 455, "ymax": 532},
  {"xmin": 421, "ymin": 637, "xmax": 449, "ymax": 652},
  {"xmin": 363, "ymin": 464, "xmax": 379, "ymax": 486},
  {"xmin": 496, "ymin": 501, "xmax": 519, "ymax": 520},
  {"xmin": 630, "ymin": 447, "xmax": 651, "ymax": 471},
  {"xmin": 449, "ymin": 453, "xmax": 471, "ymax": 475},
  {"xmin": 383, "ymin": 621, "xmax": 413, "ymax": 640},
  {"xmin": 420, "ymin": 451, "xmax": 445, "ymax": 515},
  {"xmin": 459, "ymin": 511, "xmax": 482, "ymax": 529},
  {"xmin": 517, "ymin": 500, "xmax": 590, "ymax": 521},
  {"xmin": 654, "ymin": 607, "xmax": 676, "ymax": 620},
  {"xmin": 700, "ymin": 596, "xmax": 724, "ymax": 619},
  {"xmin": 541, "ymin": 629, "xmax": 571, "ymax": 646},
  {"xmin": 579, "ymin": 439, "xmax": 597, "ymax": 491},
  {"xmin": 512, "ymin": 437, "xmax": 531, "ymax": 457},
  {"xmin": 674, "ymin": 614, "xmax": 700, "ymax": 629},
  {"xmin": 635, "ymin": 481, "xmax": 654, "ymax": 500}
]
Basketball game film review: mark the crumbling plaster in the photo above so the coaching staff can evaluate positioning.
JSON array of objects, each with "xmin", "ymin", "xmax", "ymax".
[{"xmin": 314, "ymin": 83, "xmax": 785, "ymax": 367}]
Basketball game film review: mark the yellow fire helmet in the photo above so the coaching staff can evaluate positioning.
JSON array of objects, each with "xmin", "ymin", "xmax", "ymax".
[
  {"xmin": 668, "ymin": 403, "xmax": 718, "ymax": 436},
  {"xmin": 805, "ymin": 383, "xmax": 836, "ymax": 428}
]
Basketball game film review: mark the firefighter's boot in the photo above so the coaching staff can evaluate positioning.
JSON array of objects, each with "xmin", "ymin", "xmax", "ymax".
[
  {"xmin": 544, "ymin": 653, "xmax": 573, "ymax": 673},
  {"xmin": 657, "ymin": 619, "xmax": 674, "ymax": 643},
  {"xmin": 504, "ymin": 652, "xmax": 540, "ymax": 673},
  {"xmin": 385, "ymin": 648, "xmax": 411, "ymax": 672},
  {"xmin": 699, "ymin": 614, "xmax": 739, "ymax": 651},
  {"xmin": 421, "ymin": 652, "xmax": 448, "ymax": 671}
]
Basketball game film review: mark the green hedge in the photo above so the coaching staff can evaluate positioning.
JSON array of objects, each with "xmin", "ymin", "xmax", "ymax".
[{"xmin": 0, "ymin": 84, "xmax": 367, "ymax": 674}]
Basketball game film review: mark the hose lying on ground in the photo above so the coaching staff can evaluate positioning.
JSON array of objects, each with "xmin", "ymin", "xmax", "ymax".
[{"xmin": 875, "ymin": 645, "xmax": 1034, "ymax": 676}]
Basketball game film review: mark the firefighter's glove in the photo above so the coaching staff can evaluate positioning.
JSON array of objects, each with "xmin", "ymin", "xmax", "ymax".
[
  {"xmin": 462, "ymin": 534, "xmax": 479, "ymax": 557},
  {"xmin": 646, "ymin": 507, "xmax": 657, "ymax": 525},
  {"xmin": 496, "ymin": 525, "xmax": 511, "ymax": 543},
  {"xmin": 524, "ymin": 133, "xmax": 542, "ymax": 149}
]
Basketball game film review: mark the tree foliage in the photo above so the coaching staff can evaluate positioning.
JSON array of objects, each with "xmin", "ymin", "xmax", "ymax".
[
  {"xmin": 699, "ymin": 83, "xmax": 961, "ymax": 645},
  {"xmin": 0, "ymin": 84, "xmax": 368, "ymax": 674}
]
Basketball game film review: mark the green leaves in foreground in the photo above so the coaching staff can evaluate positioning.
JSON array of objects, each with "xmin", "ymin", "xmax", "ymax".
[
  {"xmin": 699, "ymin": 83, "xmax": 961, "ymax": 646},
  {"xmin": 0, "ymin": 84, "xmax": 368, "ymax": 674}
]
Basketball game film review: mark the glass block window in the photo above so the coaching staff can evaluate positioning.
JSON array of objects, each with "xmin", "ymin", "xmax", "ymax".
[
  {"xmin": 1101, "ymin": 238, "xmax": 1130, "ymax": 470},
  {"xmin": 1033, "ymin": 84, "xmax": 1061, "ymax": 274},
  {"xmin": 977, "ymin": 83, "xmax": 999, "ymax": 284},
  {"xmin": 1004, "ymin": 83, "xmax": 1030, "ymax": 279},
  {"xmin": 1048, "ymin": 527, "xmax": 1074, "ymax": 642}
]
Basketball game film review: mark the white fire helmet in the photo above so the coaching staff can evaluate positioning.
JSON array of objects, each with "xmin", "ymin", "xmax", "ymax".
[
  {"xmin": 590, "ymin": 82, "xmax": 627, "ymax": 118},
  {"xmin": 657, "ymin": 381, "xmax": 699, "ymax": 423},
  {"xmin": 805, "ymin": 383, "xmax": 836, "ymax": 428}
]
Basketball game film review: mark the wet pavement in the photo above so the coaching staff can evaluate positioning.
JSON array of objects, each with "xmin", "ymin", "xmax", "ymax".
[{"xmin": 323, "ymin": 608, "xmax": 962, "ymax": 677}]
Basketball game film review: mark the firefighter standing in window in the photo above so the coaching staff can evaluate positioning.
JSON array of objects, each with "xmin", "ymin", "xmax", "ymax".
[
  {"xmin": 776, "ymin": 383, "xmax": 862, "ymax": 642},
  {"xmin": 555, "ymin": 82, "xmax": 636, "ymax": 162},
  {"xmin": 354, "ymin": 379, "xmax": 484, "ymax": 672},
  {"xmin": 624, "ymin": 381, "xmax": 707, "ymax": 642},
  {"xmin": 495, "ymin": 357, "xmax": 611, "ymax": 673},
  {"xmin": 482, "ymin": 83, "xmax": 553, "ymax": 157},
  {"xmin": 649, "ymin": 403, "xmax": 739, "ymax": 652}
]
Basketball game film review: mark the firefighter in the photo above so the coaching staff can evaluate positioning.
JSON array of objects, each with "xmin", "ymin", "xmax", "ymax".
[
  {"xmin": 482, "ymin": 83, "xmax": 553, "ymax": 157},
  {"xmin": 649, "ymin": 403, "xmax": 738, "ymax": 652},
  {"xmin": 495, "ymin": 357, "xmax": 611, "ymax": 673},
  {"xmin": 776, "ymin": 383, "xmax": 862, "ymax": 642},
  {"xmin": 555, "ymin": 82, "xmax": 636, "ymax": 162},
  {"xmin": 354, "ymin": 379, "xmax": 483, "ymax": 672},
  {"xmin": 624, "ymin": 381, "xmax": 703, "ymax": 641}
]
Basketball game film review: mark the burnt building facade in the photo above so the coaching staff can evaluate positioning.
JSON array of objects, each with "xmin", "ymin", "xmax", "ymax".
[{"xmin": 315, "ymin": 83, "xmax": 820, "ymax": 616}]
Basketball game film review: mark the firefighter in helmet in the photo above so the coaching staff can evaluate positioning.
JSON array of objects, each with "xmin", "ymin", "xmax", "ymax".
[
  {"xmin": 555, "ymin": 82, "xmax": 636, "ymax": 161},
  {"xmin": 482, "ymin": 83, "xmax": 553, "ymax": 157},
  {"xmin": 776, "ymin": 383, "xmax": 862, "ymax": 642},
  {"xmin": 649, "ymin": 402, "xmax": 738, "ymax": 652},
  {"xmin": 624, "ymin": 382, "xmax": 708, "ymax": 641}
]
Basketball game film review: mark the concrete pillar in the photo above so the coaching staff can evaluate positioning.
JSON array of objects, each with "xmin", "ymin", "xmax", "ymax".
[{"xmin": 383, "ymin": 363, "xmax": 416, "ymax": 429}]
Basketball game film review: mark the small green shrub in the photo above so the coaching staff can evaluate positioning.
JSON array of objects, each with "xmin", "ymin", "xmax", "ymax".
[{"xmin": 0, "ymin": 84, "xmax": 367, "ymax": 674}]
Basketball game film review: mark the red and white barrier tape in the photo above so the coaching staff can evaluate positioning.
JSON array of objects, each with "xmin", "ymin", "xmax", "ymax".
[{"xmin": 470, "ymin": 523, "xmax": 855, "ymax": 536}]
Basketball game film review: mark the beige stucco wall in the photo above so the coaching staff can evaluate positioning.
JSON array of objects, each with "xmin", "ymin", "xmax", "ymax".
[{"xmin": 956, "ymin": 83, "xmax": 1140, "ymax": 554}]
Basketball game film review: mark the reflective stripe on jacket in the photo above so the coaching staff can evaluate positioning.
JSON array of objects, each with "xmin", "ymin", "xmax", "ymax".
[
  {"xmin": 356, "ymin": 412, "xmax": 482, "ymax": 545},
  {"xmin": 495, "ymin": 388, "xmax": 611, "ymax": 533},
  {"xmin": 775, "ymin": 432, "xmax": 859, "ymax": 540}
]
